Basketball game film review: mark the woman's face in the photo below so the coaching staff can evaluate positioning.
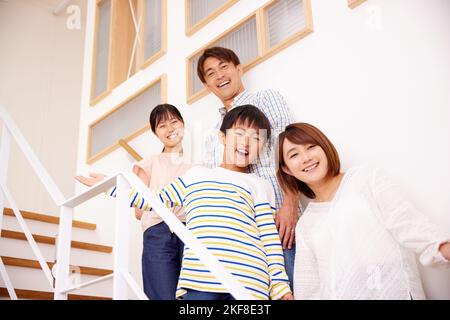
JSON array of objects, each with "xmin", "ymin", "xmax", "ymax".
[
  {"xmin": 154, "ymin": 116, "xmax": 184, "ymax": 148},
  {"xmin": 282, "ymin": 138, "xmax": 329, "ymax": 185}
]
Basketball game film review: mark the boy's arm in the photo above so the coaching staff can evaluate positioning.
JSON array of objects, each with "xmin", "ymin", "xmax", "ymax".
[
  {"xmin": 132, "ymin": 166, "xmax": 150, "ymax": 220},
  {"xmin": 109, "ymin": 176, "xmax": 187, "ymax": 212}
]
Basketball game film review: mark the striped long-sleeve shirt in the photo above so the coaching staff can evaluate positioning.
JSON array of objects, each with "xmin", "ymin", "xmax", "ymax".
[{"xmin": 111, "ymin": 166, "xmax": 291, "ymax": 300}]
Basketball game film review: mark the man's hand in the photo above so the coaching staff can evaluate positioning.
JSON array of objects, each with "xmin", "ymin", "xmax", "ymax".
[
  {"xmin": 75, "ymin": 173, "xmax": 106, "ymax": 187},
  {"xmin": 276, "ymin": 192, "xmax": 300, "ymax": 250}
]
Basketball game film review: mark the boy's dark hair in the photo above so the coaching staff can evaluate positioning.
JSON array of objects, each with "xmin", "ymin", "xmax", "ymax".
[
  {"xmin": 149, "ymin": 104, "xmax": 184, "ymax": 133},
  {"xmin": 220, "ymin": 105, "xmax": 271, "ymax": 142},
  {"xmin": 197, "ymin": 47, "xmax": 241, "ymax": 83}
]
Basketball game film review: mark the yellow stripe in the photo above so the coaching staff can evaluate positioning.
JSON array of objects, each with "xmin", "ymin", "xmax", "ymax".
[{"xmin": 191, "ymin": 229, "xmax": 264, "ymax": 250}]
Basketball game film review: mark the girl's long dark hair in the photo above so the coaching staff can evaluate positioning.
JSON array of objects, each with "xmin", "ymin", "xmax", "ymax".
[{"xmin": 149, "ymin": 104, "xmax": 184, "ymax": 133}]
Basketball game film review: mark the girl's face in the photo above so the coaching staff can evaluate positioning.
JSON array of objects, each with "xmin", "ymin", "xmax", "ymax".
[
  {"xmin": 154, "ymin": 116, "xmax": 184, "ymax": 149},
  {"xmin": 281, "ymin": 138, "xmax": 329, "ymax": 185}
]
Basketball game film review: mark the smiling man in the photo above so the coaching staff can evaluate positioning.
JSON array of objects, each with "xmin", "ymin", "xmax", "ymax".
[{"xmin": 197, "ymin": 47, "xmax": 300, "ymax": 288}]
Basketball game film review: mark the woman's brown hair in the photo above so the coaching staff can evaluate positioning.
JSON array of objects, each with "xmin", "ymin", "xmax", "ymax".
[{"xmin": 277, "ymin": 123, "xmax": 341, "ymax": 199}]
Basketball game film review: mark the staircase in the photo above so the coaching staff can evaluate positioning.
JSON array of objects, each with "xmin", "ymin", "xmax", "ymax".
[{"xmin": 0, "ymin": 208, "xmax": 113, "ymax": 300}]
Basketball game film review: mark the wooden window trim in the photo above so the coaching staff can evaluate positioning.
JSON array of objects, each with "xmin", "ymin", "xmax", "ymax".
[
  {"xmin": 186, "ymin": 0, "xmax": 313, "ymax": 105},
  {"xmin": 348, "ymin": 0, "xmax": 366, "ymax": 9},
  {"xmin": 86, "ymin": 74, "xmax": 167, "ymax": 164},
  {"xmin": 90, "ymin": 0, "xmax": 113, "ymax": 106},
  {"xmin": 185, "ymin": 0, "xmax": 239, "ymax": 37},
  {"xmin": 140, "ymin": 0, "xmax": 168, "ymax": 70},
  {"xmin": 90, "ymin": 0, "xmax": 167, "ymax": 107}
]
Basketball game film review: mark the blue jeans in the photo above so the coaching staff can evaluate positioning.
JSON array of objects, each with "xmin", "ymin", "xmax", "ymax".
[
  {"xmin": 184, "ymin": 289, "xmax": 235, "ymax": 300},
  {"xmin": 283, "ymin": 245, "xmax": 296, "ymax": 291},
  {"xmin": 142, "ymin": 222, "xmax": 184, "ymax": 300}
]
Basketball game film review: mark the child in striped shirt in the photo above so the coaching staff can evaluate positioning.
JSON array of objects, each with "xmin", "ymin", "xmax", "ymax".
[{"xmin": 111, "ymin": 105, "xmax": 293, "ymax": 300}]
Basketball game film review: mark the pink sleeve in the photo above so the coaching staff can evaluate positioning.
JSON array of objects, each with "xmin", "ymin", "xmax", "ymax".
[{"xmin": 132, "ymin": 156, "xmax": 154, "ymax": 186}]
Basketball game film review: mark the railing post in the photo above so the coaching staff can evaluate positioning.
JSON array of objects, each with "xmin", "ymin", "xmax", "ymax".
[
  {"xmin": 0, "ymin": 124, "xmax": 11, "ymax": 235},
  {"xmin": 0, "ymin": 124, "xmax": 16, "ymax": 299},
  {"xmin": 54, "ymin": 205, "xmax": 73, "ymax": 300},
  {"xmin": 113, "ymin": 175, "xmax": 130, "ymax": 300}
]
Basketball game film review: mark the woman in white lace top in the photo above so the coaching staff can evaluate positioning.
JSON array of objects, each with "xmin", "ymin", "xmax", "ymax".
[{"xmin": 276, "ymin": 123, "xmax": 450, "ymax": 299}]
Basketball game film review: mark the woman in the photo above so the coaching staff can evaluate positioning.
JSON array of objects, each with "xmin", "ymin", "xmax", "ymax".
[{"xmin": 277, "ymin": 122, "xmax": 450, "ymax": 299}]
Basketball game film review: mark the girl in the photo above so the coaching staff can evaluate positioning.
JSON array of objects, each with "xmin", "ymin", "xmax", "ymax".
[
  {"xmin": 76, "ymin": 104, "xmax": 192, "ymax": 300},
  {"xmin": 277, "ymin": 122, "xmax": 450, "ymax": 300}
]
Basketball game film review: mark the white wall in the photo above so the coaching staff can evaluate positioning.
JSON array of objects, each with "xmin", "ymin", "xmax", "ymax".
[
  {"xmin": 0, "ymin": 0, "xmax": 86, "ymax": 215},
  {"xmin": 76, "ymin": 0, "xmax": 450, "ymax": 298}
]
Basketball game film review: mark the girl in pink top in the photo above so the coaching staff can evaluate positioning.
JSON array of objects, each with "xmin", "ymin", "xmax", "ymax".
[{"xmin": 76, "ymin": 104, "xmax": 192, "ymax": 299}]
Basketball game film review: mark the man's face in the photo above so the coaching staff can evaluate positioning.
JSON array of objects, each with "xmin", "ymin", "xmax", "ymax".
[{"xmin": 202, "ymin": 57, "xmax": 245, "ymax": 106}]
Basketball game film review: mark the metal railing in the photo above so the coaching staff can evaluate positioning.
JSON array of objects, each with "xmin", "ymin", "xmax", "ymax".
[{"xmin": 0, "ymin": 103, "xmax": 252, "ymax": 300}]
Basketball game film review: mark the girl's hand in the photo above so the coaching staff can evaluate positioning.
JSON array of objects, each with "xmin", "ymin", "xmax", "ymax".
[
  {"xmin": 280, "ymin": 293, "xmax": 294, "ymax": 300},
  {"xmin": 75, "ymin": 173, "xmax": 106, "ymax": 187},
  {"xmin": 439, "ymin": 242, "xmax": 450, "ymax": 261}
]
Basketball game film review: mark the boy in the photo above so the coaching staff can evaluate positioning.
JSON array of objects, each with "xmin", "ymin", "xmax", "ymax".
[{"xmin": 111, "ymin": 105, "xmax": 293, "ymax": 300}]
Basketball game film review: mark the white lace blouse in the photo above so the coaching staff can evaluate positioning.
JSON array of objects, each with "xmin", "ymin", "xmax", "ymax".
[{"xmin": 294, "ymin": 165, "xmax": 450, "ymax": 300}]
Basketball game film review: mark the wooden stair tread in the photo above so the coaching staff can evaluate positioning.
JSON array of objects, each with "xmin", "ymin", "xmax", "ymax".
[
  {"xmin": 1, "ymin": 229, "xmax": 112, "ymax": 253},
  {"xmin": 1, "ymin": 256, "xmax": 112, "ymax": 277},
  {"xmin": 0, "ymin": 287, "xmax": 111, "ymax": 300},
  {"xmin": 3, "ymin": 208, "xmax": 96, "ymax": 230}
]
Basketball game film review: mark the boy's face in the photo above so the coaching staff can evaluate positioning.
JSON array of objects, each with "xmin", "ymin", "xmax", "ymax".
[
  {"xmin": 202, "ymin": 57, "xmax": 245, "ymax": 106},
  {"xmin": 220, "ymin": 122, "xmax": 267, "ymax": 168}
]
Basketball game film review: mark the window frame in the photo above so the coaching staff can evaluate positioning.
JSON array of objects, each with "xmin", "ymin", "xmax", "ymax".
[
  {"xmin": 185, "ymin": 0, "xmax": 239, "ymax": 37},
  {"xmin": 86, "ymin": 74, "xmax": 167, "ymax": 164},
  {"xmin": 348, "ymin": 0, "xmax": 366, "ymax": 9},
  {"xmin": 90, "ymin": 0, "xmax": 167, "ymax": 106}
]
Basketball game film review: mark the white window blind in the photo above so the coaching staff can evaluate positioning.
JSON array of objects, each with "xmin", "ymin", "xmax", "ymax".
[
  {"xmin": 189, "ymin": 17, "xmax": 258, "ymax": 96},
  {"xmin": 144, "ymin": 0, "xmax": 162, "ymax": 60},
  {"xmin": 266, "ymin": 0, "xmax": 306, "ymax": 48},
  {"xmin": 90, "ymin": 81, "xmax": 161, "ymax": 158},
  {"xmin": 93, "ymin": 0, "xmax": 111, "ymax": 98},
  {"xmin": 189, "ymin": 0, "xmax": 228, "ymax": 27}
]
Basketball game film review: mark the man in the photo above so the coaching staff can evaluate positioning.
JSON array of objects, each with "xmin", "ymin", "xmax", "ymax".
[{"xmin": 197, "ymin": 46, "xmax": 300, "ymax": 287}]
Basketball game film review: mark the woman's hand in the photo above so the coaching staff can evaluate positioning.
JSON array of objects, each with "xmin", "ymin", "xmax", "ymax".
[
  {"xmin": 75, "ymin": 173, "xmax": 106, "ymax": 187},
  {"xmin": 439, "ymin": 242, "xmax": 450, "ymax": 261}
]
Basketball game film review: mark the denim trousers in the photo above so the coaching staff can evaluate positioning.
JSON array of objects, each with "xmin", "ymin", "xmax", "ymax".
[{"xmin": 142, "ymin": 222, "xmax": 184, "ymax": 300}]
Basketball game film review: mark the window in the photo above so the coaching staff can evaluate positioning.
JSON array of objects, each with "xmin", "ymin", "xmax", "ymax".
[
  {"xmin": 348, "ymin": 0, "xmax": 366, "ymax": 9},
  {"xmin": 87, "ymin": 75, "xmax": 167, "ymax": 164},
  {"xmin": 90, "ymin": 0, "xmax": 167, "ymax": 106},
  {"xmin": 91, "ymin": 0, "xmax": 112, "ymax": 104},
  {"xmin": 186, "ymin": 0, "xmax": 238, "ymax": 36},
  {"xmin": 186, "ymin": 0, "xmax": 313, "ymax": 104}
]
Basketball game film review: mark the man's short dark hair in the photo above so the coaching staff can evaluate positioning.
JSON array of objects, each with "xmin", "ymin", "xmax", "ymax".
[
  {"xmin": 220, "ymin": 105, "xmax": 271, "ymax": 142},
  {"xmin": 197, "ymin": 47, "xmax": 241, "ymax": 83}
]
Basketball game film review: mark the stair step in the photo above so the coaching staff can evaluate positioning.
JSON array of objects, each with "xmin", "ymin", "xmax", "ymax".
[
  {"xmin": 1, "ymin": 229, "xmax": 112, "ymax": 253},
  {"xmin": 0, "ymin": 287, "xmax": 111, "ymax": 300},
  {"xmin": 3, "ymin": 208, "xmax": 96, "ymax": 230},
  {"xmin": 1, "ymin": 256, "xmax": 112, "ymax": 277}
]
